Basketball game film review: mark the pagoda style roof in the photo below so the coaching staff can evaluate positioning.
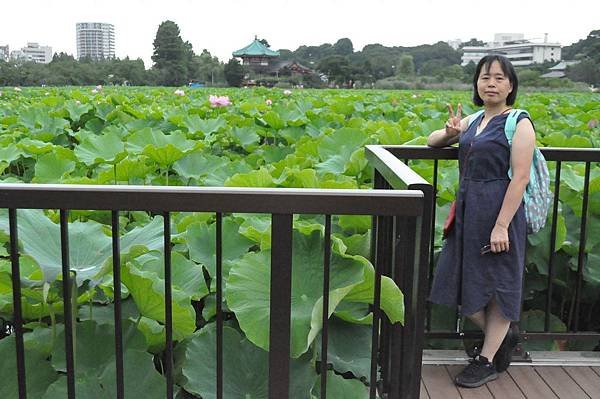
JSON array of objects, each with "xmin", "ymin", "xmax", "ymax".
[{"xmin": 233, "ymin": 37, "xmax": 280, "ymax": 57}]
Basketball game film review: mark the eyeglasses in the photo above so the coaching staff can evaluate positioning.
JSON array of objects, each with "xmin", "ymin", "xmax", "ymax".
[{"xmin": 480, "ymin": 244, "xmax": 492, "ymax": 255}]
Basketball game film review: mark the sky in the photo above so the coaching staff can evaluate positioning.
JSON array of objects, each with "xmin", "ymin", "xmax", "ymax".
[{"xmin": 1, "ymin": 0, "xmax": 598, "ymax": 68}]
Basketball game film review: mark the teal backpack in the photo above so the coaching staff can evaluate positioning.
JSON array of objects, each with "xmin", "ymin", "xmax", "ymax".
[{"xmin": 468, "ymin": 109, "xmax": 552, "ymax": 234}]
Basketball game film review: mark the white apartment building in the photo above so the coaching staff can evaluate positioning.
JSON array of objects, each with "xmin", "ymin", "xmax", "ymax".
[
  {"xmin": 461, "ymin": 33, "xmax": 561, "ymax": 67},
  {"xmin": 76, "ymin": 22, "xmax": 115, "ymax": 60},
  {"xmin": 10, "ymin": 42, "xmax": 52, "ymax": 63}
]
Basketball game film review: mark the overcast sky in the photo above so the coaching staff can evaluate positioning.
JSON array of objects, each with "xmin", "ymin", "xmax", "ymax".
[{"xmin": 1, "ymin": 0, "xmax": 597, "ymax": 68}]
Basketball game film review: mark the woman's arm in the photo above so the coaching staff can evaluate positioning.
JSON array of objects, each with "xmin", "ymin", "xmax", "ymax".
[{"xmin": 490, "ymin": 118, "xmax": 536, "ymax": 252}]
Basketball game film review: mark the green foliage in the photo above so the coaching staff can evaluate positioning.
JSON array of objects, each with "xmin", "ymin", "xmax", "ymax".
[
  {"xmin": 176, "ymin": 325, "xmax": 315, "ymax": 399},
  {"xmin": 397, "ymin": 54, "xmax": 415, "ymax": 76},
  {"xmin": 562, "ymin": 30, "xmax": 600, "ymax": 63},
  {"xmin": 566, "ymin": 60, "xmax": 600, "ymax": 86},
  {"xmin": 223, "ymin": 58, "xmax": 245, "ymax": 87}
]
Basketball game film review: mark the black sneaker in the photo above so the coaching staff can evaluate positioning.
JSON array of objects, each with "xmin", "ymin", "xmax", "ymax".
[
  {"xmin": 454, "ymin": 355, "xmax": 498, "ymax": 388},
  {"xmin": 494, "ymin": 325, "xmax": 519, "ymax": 372}
]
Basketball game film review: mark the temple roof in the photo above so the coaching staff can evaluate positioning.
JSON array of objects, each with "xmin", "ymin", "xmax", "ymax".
[{"xmin": 233, "ymin": 37, "xmax": 280, "ymax": 57}]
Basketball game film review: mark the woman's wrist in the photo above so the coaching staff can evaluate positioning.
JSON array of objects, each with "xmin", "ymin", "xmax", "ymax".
[{"xmin": 495, "ymin": 221, "xmax": 508, "ymax": 229}]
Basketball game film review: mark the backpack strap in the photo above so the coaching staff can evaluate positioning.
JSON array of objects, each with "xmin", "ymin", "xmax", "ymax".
[
  {"xmin": 467, "ymin": 109, "xmax": 485, "ymax": 128},
  {"xmin": 504, "ymin": 109, "xmax": 529, "ymax": 144},
  {"xmin": 505, "ymin": 109, "xmax": 534, "ymax": 183}
]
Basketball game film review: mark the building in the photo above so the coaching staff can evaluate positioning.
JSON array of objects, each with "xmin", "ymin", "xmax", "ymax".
[
  {"xmin": 10, "ymin": 42, "xmax": 52, "ymax": 63},
  {"xmin": 461, "ymin": 33, "xmax": 561, "ymax": 67},
  {"xmin": 76, "ymin": 22, "xmax": 115, "ymax": 60},
  {"xmin": 233, "ymin": 37, "xmax": 281, "ymax": 73},
  {"xmin": 0, "ymin": 45, "xmax": 9, "ymax": 62},
  {"xmin": 232, "ymin": 37, "xmax": 316, "ymax": 85}
]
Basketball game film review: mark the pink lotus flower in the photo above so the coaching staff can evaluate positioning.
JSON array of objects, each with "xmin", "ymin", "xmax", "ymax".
[
  {"xmin": 95, "ymin": 85, "xmax": 103, "ymax": 91},
  {"xmin": 265, "ymin": 99, "xmax": 273, "ymax": 105},
  {"xmin": 174, "ymin": 89, "xmax": 186, "ymax": 96},
  {"xmin": 588, "ymin": 119, "xmax": 599, "ymax": 129},
  {"xmin": 283, "ymin": 89, "xmax": 292, "ymax": 96},
  {"xmin": 14, "ymin": 87, "xmax": 22, "ymax": 92},
  {"xmin": 209, "ymin": 95, "xmax": 231, "ymax": 107}
]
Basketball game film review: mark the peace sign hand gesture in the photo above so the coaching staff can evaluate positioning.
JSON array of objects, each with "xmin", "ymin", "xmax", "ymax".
[{"xmin": 445, "ymin": 103, "xmax": 463, "ymax": 137}]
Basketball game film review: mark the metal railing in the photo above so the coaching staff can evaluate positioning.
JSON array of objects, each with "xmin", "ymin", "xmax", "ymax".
[
  {"xmin": 0, "ymin": 182, "xmax": 432, "ymax": 399},
  {"xmin": 367, "ymin": 145, "xmax": 600, "ymax": 350}
]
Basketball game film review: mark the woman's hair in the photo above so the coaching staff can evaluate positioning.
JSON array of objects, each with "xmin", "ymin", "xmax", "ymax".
[{"xmin": 472, "ymin": 54, "xmax": 519, "ymax": 106}]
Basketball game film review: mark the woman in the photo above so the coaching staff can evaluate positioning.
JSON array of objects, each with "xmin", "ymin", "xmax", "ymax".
[{"xmin": 427, "ymin": 55, "xmax": 536, "ymax": 388}]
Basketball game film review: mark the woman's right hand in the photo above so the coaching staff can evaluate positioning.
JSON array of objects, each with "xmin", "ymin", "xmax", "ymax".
[{"xmin": 445, "ymin": 103, "xmax": 463, "ymax": 137}]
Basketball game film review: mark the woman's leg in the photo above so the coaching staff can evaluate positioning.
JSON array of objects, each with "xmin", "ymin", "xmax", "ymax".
[
  {"xmin": 467, "ymin": 310, "xmax": 486, "ymax": 330},
  {"xmin": 480, "ymin": 297, "xmax": 511, "ymax": 361}
]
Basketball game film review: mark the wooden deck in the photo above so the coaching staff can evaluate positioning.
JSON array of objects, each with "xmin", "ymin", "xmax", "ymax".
[{"xmin": 420, "ymin": 351, "xmax": 600, "ymax": 399}]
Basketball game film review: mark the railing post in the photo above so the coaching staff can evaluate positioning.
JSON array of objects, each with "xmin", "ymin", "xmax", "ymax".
[
  {"xmin": 389, "ymin": 215, "xmax": 420, "ymax": 399},
  {"xmin": 59, "ymin": 209, "xmax": 76, "ymax": 399},
  {"xmin": 9, "ymin": 209, "xmax": 27, "ymax": 399},
  {"xmin": 269, "ymin": 214, "xmax": 293, "ymax": 399}
]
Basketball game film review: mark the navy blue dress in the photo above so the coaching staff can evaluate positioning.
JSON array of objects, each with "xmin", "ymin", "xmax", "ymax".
[{"xmin": 429, "ymin": 112, "xmax": 529, "ymax": 322}]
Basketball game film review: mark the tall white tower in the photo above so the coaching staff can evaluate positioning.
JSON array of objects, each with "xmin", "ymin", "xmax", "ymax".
[{"xmin": 76, "ymin": 23, "xmax": 115, "ymax": 60}]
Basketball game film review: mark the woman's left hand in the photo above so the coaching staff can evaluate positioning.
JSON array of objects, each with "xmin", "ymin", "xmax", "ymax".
[{"xmin": 490, "ymin": 224, "xmax": 510, "ymax": 253}]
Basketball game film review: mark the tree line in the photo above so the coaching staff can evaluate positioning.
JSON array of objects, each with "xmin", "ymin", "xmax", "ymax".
[{"xmin": 1, "ymin": 22, "xmax": 598, "ymax": 88}]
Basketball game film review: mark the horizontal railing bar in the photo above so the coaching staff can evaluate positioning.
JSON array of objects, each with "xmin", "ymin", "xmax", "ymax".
[
  {"xmin": 425, "ymin": 331, "xmax": 600, "ymax": 340},
  {"xmin": 384, "ymin": 145, "xmax": 600, "ymax": 162},
  {"xmin": 0, "ymin": 184, "xmax": 423, "ymax": 216},
  {"xmin": 365, "ymin": 145, "xmax": 429, "ymax": 190}
]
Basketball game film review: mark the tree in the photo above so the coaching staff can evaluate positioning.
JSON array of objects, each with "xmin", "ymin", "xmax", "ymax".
[
  {"xmin": 518, "ymin": 69, "xmax": 542, "ymax": 86},
  {"xmin": 333, "ymin": 38, "xmax": 354, "ymax": 56},
  {"xmin": 151, "ymin": 20, "xmax": 189, "ymax": 86},
  {"xmin": 317, "ymin": 55, "xmax": 351, "ymax": 85},
  {"xmin": 462, "ymin": 61, "xmax": 477, "ymax": 82},
  {"xmin": 566, "ymin": 60, "xmax": 600, "ymax": 86},
  {"xmin": 418, "ymin": 59, "xmax": 445, "ymax": 76},
  {"xmin": 562, "ymin": 30, "xmax": 600, "ymax": 62},
  {"xmin": 459, "ymin": 38, "xmax": 485, "ymax": 48},
  {"xmin": 259, "ymin": 38, "xmax": 270, "ymax": 48},
  {"xmin": 224, "ymin": 58, "xmax": 244, "ymax": 87},
  {"xmin": 189, "ymin": 49, "xmax": 224, "ymax": 85},
  {"xmin": 397, "ymin": 54, "xmax": 415, "ymax": 76}
]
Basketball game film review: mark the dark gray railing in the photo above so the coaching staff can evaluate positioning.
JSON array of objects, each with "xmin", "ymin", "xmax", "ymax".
[
  {"xmin": 0, "ymin": 182, "xmax": 431, "ymax": 399},
  {"xmin": 364, "ymin": 147, "xmax": 434, "ymax": 398},
  {"xmin": 367, "ymin": 145, "xmax": 600, "ymax": 351}
]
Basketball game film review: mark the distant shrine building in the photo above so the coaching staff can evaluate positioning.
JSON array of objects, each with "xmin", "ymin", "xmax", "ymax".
[{"xmin": 232, "ymin": 37, "xmax": 315, "ymax": 85}]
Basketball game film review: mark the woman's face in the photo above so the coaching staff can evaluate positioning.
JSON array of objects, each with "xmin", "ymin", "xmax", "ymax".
[{"xmin": 477, "ymin": 60, "xmax": 513, "ymax": 106}]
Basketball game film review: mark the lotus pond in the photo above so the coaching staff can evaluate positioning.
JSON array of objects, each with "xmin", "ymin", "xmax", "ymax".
[{"xmin": 0, "ymin": 87, "xmax": 598, "ymax": 398}]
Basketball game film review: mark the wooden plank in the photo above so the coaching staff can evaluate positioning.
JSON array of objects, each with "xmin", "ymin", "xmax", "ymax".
[
  {"xmin": 507, "ymin": 366, "xmax": 558, "ymax": 399},
  {"xmin": 421, "ymin": 365, "xmax": 461, "ymax": 399},
  {"xmin": 446, "ymin": 365, "xmax": 493, "ymax": 399},
  {"xmin": 535, "ymin": 366, "xmax": 591, "ymax": 399},
  {"xmin": 563, "ymin": 367, "xmax": 600, "ymax": 399},
  {"xmin": 592, "ymin": 367, "xmax": 600, "ymax": 378},
  {"xmin": 420, "ymin": 379, "xmax": 430, "ymax": 399},
  {"xmin": 485, "ymin": 369, "xmax": 526, "ymax": 399}
]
